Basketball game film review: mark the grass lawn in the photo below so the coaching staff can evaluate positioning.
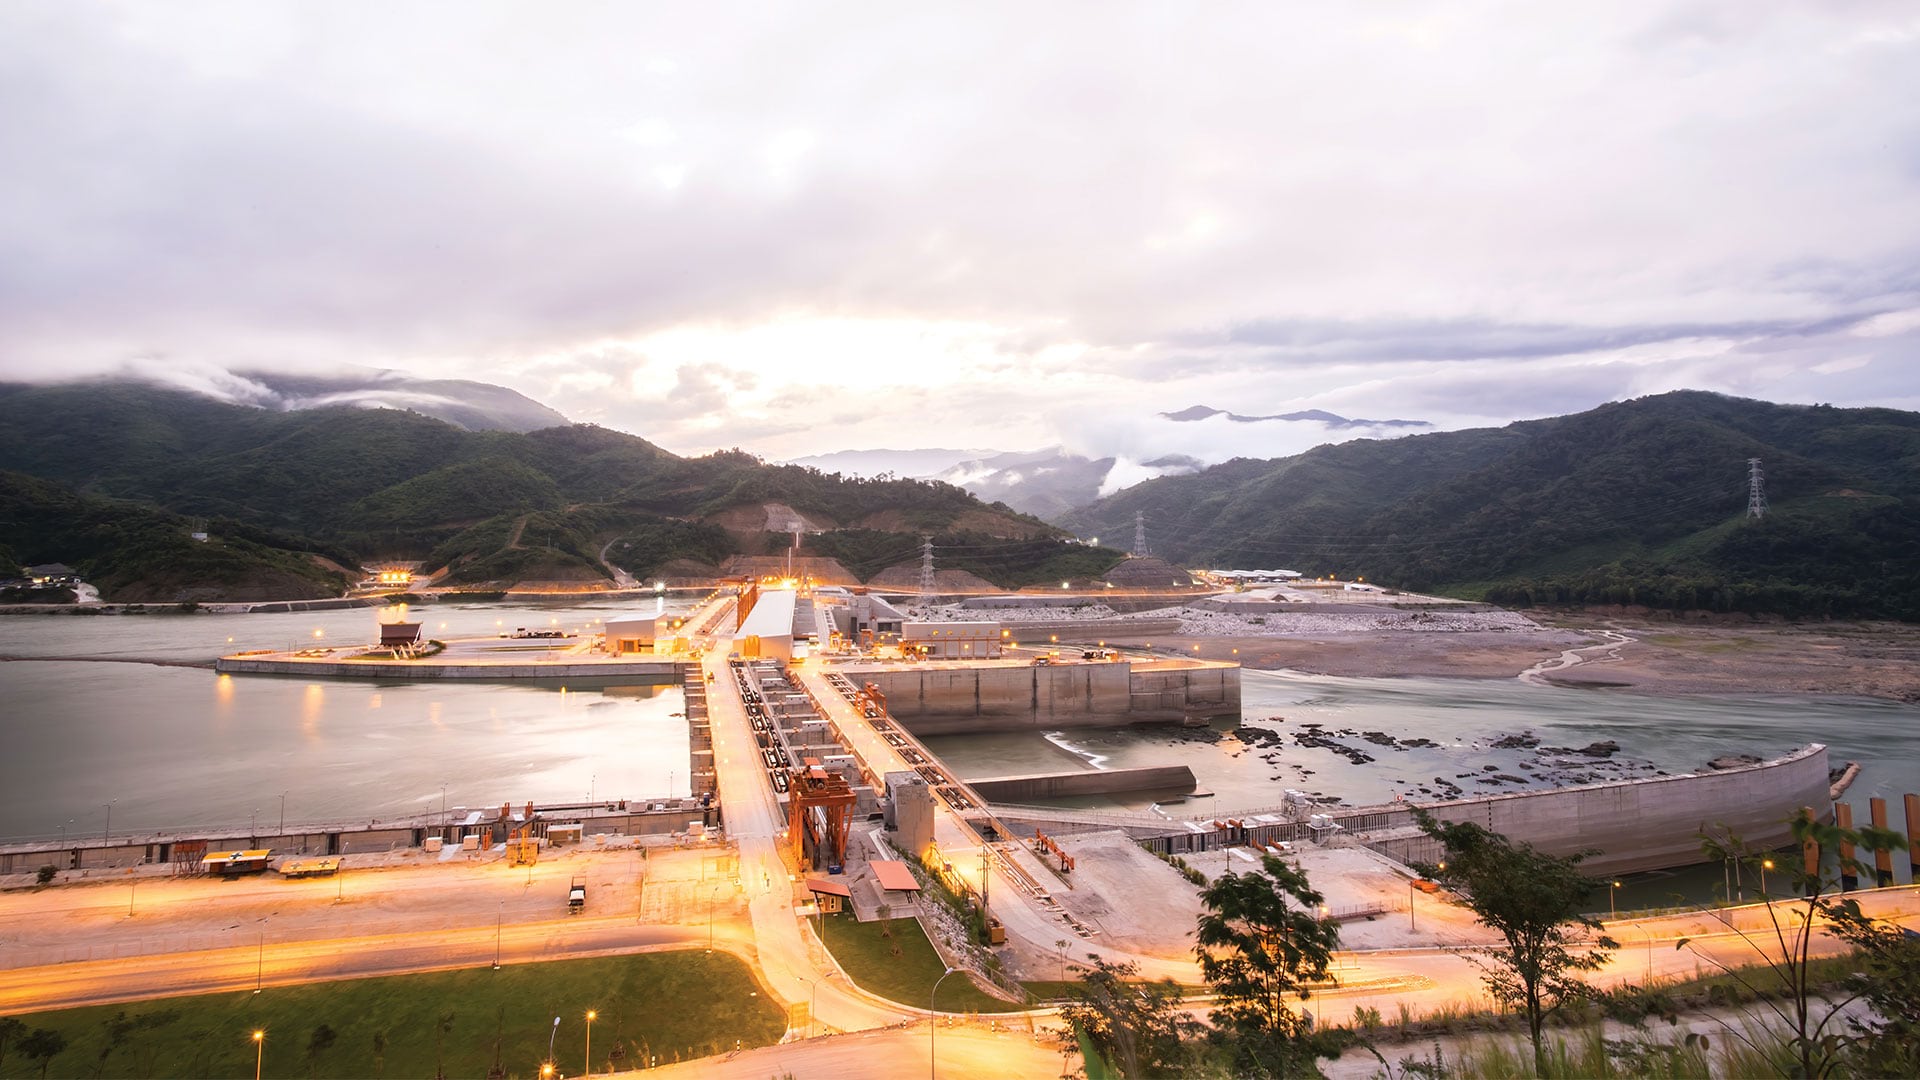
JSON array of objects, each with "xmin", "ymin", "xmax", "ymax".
[
  {"xmin": 814, "ymin": 912, "xmax": 1027, "ymax": 1013},
  {"xmin": 0, "ymin": 950, "xmax": 782, "ymax": 1079}
]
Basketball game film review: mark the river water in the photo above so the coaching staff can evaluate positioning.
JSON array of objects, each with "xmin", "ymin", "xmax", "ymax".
[
  {"xmin": 0, "ymin": 601, "xmax": 691, "ymax": 843},
  {"xmin": 5, "ymin": 606, "xmax": 1916, "ymax": 901}
]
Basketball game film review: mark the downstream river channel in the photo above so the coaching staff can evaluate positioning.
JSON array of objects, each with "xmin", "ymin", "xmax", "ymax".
[{"xmin": 4, "ymin": 603, "xmax": 1916, "ymax": 903}]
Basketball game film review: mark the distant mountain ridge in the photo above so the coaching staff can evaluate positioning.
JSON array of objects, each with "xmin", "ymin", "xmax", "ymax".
[
  {"xmin": 1159, "ymin": 405, "xmax": 1431, "ymax": 428},
  {"xmin": 935, "ymin": 448, "xmax": 1207, "ymax": 520},
  {"xmin": 0, "ymin": 381, "xmax": 1064, "ymax": 599},
  {"xmin": 86, "ymin": 364, "xmax": 571, "ymax": 433},
  {"xmin": 1065, "ymin": 391, "xmax": 1920, "ymax": 620}
]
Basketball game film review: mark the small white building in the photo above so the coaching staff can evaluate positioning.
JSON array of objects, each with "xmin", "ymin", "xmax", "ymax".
[
  {"xmin": 604, "ymin": 613, "xmax": 689, "ymax": 654},
  {"xmin": 901, "ymin": 621, "xmax": 1002, "ymax": 659}
]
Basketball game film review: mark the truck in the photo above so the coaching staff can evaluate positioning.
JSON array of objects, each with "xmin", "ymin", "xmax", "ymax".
[{"xmin": 567, "ymin": 875, "xmax": 586, "ymax": 911}]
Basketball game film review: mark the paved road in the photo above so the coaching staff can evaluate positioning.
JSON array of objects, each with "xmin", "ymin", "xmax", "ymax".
[{"xmin": 696, "ymin": 636, "xmax": 922, "ymax": 1035}]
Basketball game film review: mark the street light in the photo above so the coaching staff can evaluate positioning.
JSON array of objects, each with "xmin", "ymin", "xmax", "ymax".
[
  {"xmin": 494, "ymin": 901, "xmax": 504, "ymax": 970},
  {"xmin": 708, "ymin": 884, "xmax": 720, "ymax": 951},
  {"xmin": 251, "ymin": 1030, "xmax": 265, "ymax": 1080},
  {"xmin": 930, "ymin": 967, "xmax": 959, "ymax": 1080},
  {"xmin": 584, "ymin": 1010, "xmax": 596, "ymax": 1075},
  {"xmin": 104, "ymin": 799, "xmax": 115, "ymax": 848},
  {"xmin": 1610, "ymin": 880, "xmax": 1622, "ymax": 919},
  {"xmin": 545, "ymin": 1016, "xmax": 561, "ymax": 1078},
  {"xmin": 278, "ymin": 792, "xmax": 286, "ymax": 835},
  {"xmin": 1761, "ymin": 858, "xmax": 1774, "ymax": 896}
]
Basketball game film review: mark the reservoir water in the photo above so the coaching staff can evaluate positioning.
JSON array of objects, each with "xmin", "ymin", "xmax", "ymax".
[{"xmin": 0, "ymin": 601, "xmax": 690, "ymax": 843}]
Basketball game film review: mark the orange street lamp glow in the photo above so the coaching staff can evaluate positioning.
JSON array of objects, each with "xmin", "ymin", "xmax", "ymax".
[
  {"xmin": 251, "ymin": 1031, "xmax": 265, "ymax": 1080},
  {"xmin": 585, "ymin": 1010, "xmax": 597, "ymax": 1075}
]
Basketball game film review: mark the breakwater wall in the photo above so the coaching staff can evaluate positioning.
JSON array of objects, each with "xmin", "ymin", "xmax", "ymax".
[
  {"xmin": 213, "ymin": 656, "xmax": 684, "ymax": 681},
  {"xmin": 968, "ymin": 765, "xmax": 1197, "ymax": 802},
  {"xmin": 844, "ymin": 659, "xmax": 1240, "ymax": 733}
]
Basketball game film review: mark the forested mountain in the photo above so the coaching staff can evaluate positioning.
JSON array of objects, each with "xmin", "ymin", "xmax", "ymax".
[
  {"xmin": 0, "ymin": 382, "xmax": 1063, "ymax": 597},
  {"xmin": 1060, "ymin": 392, "xmax": 1920, "ymax": 620},
  {"xmin": 0, "ymin": 471, "xmax": 348, "ymax": 602}
]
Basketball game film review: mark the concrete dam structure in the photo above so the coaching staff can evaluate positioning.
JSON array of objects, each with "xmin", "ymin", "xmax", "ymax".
[{"xmin": 840, "ymin": 658, "xmax": 1240, "ymax": 734}]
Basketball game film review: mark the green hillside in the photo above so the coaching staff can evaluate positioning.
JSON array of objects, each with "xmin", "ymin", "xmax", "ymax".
[
  {"xmin": 0, "ymin": 381, "xmax": 1060, "ymax": 594},
  {"xmin": 1060, "ymin": 392, "xmax": 1920, "ymax": 620},
  {"xmin": 0, "ymin": 471, "xmax": 347, "ymax": 603}
]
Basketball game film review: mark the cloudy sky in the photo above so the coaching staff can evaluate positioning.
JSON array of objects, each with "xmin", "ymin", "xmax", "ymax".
[{"xmin": 3, "ymin": 2, "xmax": 1918, "ymax": 465}]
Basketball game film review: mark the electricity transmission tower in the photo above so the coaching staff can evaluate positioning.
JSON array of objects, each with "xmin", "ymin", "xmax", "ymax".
[
  {"xmin": 1746, "ymin": 458, "xmax": 1768, "ymax": 520},
  {"xmin": 916, "ymin": 535, "xmax": 936, "ymax": 611},
  {"xmin": 1132, "ymin": 511, "xmax": 1148, "ymax": 558}
]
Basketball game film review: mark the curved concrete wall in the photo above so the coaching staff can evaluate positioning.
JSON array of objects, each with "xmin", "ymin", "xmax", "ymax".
[{"xmin": 1380, "ymin": 743, "xmax": 1832, "ymax": 875}]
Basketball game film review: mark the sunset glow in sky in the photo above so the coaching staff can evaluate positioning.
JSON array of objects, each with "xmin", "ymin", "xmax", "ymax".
[{"xmin": 3, "ymin": 2, "xmax": 1917, "ymax": 463}]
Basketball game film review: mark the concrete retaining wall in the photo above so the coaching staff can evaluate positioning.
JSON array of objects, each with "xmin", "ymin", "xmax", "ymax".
[
  {"xmin": 213, "ymin": 657, "xmax": 684, "ymax": 680},
  {"xmin": 848, "ymin": 660, "xmax": 1240, "ymax": 733},
  {"xmin": 969, "ymin": 765, "xmax": 1196, "ymax": 802}
]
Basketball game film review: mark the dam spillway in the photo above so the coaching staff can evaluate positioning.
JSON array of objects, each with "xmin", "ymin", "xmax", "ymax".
[{"xmin": 834, "ymin": 656, "xmax": 1241, "ymax": 734}]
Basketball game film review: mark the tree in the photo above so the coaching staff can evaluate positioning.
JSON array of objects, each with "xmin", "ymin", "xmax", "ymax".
[
  {"xmin": 1194, "ymin": 852, "xmax": 1344, "ymax": 1077},
  {"xmin": 1827, "ymin": 893, "xmax": 1920, "ymax": 1076},
  {"xmin": 1685, "ymin": 813, "xmax": 1907, "ymax": 1079},
  {"xmin": 306, "ymin": 1023, "xmax": 337, "ymax": 1077},
  {"xmin": 19, "ymin": 1027, "xmax": 68, "ymax": 1079},
  {"xmin": 97, "ymin": 1011, "xmax": 136, "ymax": 1077},
  {"xmin": 1412, "ymin": 810, "xmax": 1616, "ymax": 1077},
  {"xmin": 35, "ymin": 865, "xmax": 56, "ymax": 885},
  {"xmin": 0, "ymin": 1017, "xmax": 25, "ymax": 1070},
  {"xmin": 1056, "ymin": 956, "xmax": 1203, "ymax": 1079},
  {"xmin": 433, "ymin": 1011, "xmax": 456, "ymax": 1080}
]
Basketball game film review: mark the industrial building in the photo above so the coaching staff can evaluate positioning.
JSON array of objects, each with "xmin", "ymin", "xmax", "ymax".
[
  {"xmin": 900, "ymin": 621, "xmax": 1003, "ymax": 659},
  {"xmin": 603, "ymin": 612, "xmax": 692, "ymax": 654},
  {"xmin": 736, "ymin": 588, "xmax": 799, "ymax": 660}
]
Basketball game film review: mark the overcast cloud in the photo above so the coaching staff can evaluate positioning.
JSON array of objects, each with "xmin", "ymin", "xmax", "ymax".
[{"xmin": 2, "ymin": 1, "xmax": 1917, "ymax": 464}]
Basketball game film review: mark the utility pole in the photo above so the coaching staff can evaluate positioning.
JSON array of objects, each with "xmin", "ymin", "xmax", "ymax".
[
  {"xmin": 1132, "ymin": 511, "xmax": 1148, "ymax": 558},
  {"xmin": 1746, "ymin": 458, "xmax": 1768, "ymax": 519}
]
